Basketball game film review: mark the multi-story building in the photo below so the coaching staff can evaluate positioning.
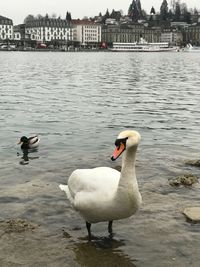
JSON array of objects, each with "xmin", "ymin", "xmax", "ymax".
[
  {"xmin": 71, "ymin": 19, "xmax": 101, "ymax": 46},
  {"xmin": 102, "ymin": 23, "xmax": 160, "ymax": 45},
  {"xmin": 184, "ymin": 24, "xmax": 200, "ymax": 45},
  {"xmin": 0, "ymin": 15, "xmax": 13, "ymax": 41},
  {"xmin": 25, "ymin": 16, "xmax": 73, "ymax": 44},
  {"xmin": 13, "ymin": 24, "xmax": 24, "ymax": 41},
  {"xmin": 13, "ymin": 24, "xmax": 32, "ymax": 48},
  {"xmin": 161, "ymin": 30, "xmax": 183, "ymax": 45}
]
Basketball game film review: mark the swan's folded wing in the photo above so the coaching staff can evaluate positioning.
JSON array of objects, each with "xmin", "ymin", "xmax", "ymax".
[{"xmin": 68, "ymin": 167, "xmax": 120, "ymax": 198}]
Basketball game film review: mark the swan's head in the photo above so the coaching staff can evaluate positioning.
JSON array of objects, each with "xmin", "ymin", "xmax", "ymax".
[{"xmin": 111, "ymin": 130, "xmax": 141, "ymax": 161}]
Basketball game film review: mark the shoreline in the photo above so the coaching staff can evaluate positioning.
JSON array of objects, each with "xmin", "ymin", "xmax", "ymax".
[{"xmin": 0, "ymin": 48, "xmax": 108, "ymax": 52}]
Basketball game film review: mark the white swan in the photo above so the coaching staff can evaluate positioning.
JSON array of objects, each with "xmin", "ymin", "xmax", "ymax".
[{"xmin": 59, "ymin": 130, "xmax": 142, "ymax": 238}]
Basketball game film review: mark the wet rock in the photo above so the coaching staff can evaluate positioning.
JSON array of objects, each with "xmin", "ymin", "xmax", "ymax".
[
  {"xmin": 168, "ymin": 174, "xmax": 198, "ymax": 187},
  {"xmin": 62, "ymin": 229, "xmax": 71, "ymax": 238},
  {"xmin": 185, "ymin": 159, "xmax": 200, "ymax": 167},
  {"xmin": 0, "ymin": 218, "xmax": 38, "ymax": 234},
  {"xmin": 183, "ymin": 207, "xmax": 200, "ymax": 223}
]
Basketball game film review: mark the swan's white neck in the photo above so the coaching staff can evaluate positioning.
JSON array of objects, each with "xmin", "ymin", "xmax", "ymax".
[{"xmin": 118, "ymin": 145, "xmax": 138, "ymax": 190}]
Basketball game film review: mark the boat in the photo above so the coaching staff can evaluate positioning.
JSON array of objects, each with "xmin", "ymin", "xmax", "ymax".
[
  {"xmin": 183, "ymin": 43, "xmax": 200, "ymax": 52},
  {"xmin": 109, "ymin": 38, "xmax": 178, "ymax": 52}
]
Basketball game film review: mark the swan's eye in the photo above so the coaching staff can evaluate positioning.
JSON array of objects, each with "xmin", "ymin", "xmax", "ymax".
[{"xmin": 115, "ymin": 137, "xmax": 128, "ymax": 147}]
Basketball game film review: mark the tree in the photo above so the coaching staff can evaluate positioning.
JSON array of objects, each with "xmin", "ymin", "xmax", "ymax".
[
  {"xmin": 180, "ymin": 3, "xmax": 190, "ymax": 22},
  {"xmin": 185, "ymin": 12, "xmax": 191, "ymax": 24},
  {"xmin": 66, "ymin": 11, "xmax": 72, "ymax": 21},
  {"xmin": 128, "ymin": 1, "xmax": 133, "ymax": 15},
  {"xmin": 110, "ymin": 9, "xmax": 115, "ymax": 18},
  {"xmin": 150, "ymin": 6, "xmax": 156, "ymax": 15},
  {"xmin": 192, "ymin": 8, "xmax": 199, "ymax": 23},
  {"xmin": 104, "ymin": 9, "xmax": 110, "ymax": 18},
  {"xmin": 24, "ymin": 14, "xmax": 35, "ymax": 24},
  {"xmin": 136, "ymin": 0, "xmax": 142, "ymax": 14},
  {"xmin": 101, "ymin": 9, "xmax": 110, "ymax": 24},
  {"xmin": 141, "ymin": 9, "xmax": 147, "ymax": 18},
  {"xmin": 174, "ymin": 1, "xmax": 181, "ymax": 21},
  {"xmin": 168, "ymin": 9, "xmax": 173, "ymax": 20},
  {"xmin": 160, "ymin": 0, "xmax": 168, "ymax": 20},
  {"xmin": 128, "ymin": 0, "xmax": 143, "ymax": 22},
  {"xmin": 110, "ymin": 9, "xmax": 122, "ymax": 21}
]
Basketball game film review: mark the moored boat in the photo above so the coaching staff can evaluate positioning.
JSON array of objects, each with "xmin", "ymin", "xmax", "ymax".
[{"xmin": 109, "ymin": 38, "xmax": 178, "ymax": 52}]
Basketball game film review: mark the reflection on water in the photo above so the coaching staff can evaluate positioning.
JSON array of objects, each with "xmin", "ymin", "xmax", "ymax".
[
  {"xmin": 74, "ymin": 238, "xmax": 137, "ymax": 267},
  {"xmin": 17, "ymin": 148, "xmax": 39, "ymax": 165}
]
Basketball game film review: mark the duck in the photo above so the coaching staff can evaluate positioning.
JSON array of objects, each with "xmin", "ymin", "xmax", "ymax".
[
  {"xmin": 17, "ymin": 135, "xmax": 40, "ymax": 150},
  {"xmin": 59, "ymin": 130, "xmax": 142, "ymax": 239}
]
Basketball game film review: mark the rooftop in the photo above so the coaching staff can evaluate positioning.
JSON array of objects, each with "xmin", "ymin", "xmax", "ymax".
[
  {"xmin": 71, "ymin": 19, "xmax": 100, "ymax": 25},
  {"xmin": 0, "ymin": 15, "xmax": 12, "ymax": 21}
]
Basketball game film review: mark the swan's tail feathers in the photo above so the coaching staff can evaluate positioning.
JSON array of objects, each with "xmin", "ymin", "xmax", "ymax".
[{"xmin": 59, "ymin": 184, "xmax": 74, "ymax": 204}]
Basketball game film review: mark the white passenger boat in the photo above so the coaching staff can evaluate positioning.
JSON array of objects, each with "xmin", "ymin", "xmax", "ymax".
[{"xmin": 109, "ymin": 39, "xmax": 178, "ymax": 52}]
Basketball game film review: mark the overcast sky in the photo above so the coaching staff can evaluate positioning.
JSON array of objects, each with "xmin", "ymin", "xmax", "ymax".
[{"xmin": 0, "ymin": 0, "xmax": 199, "ymax": 25}]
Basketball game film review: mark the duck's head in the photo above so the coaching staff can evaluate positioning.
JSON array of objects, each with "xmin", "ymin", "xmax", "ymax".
[
  {"xmin": 18, "ymin": 136, "xmax": 29, "ymax": 145},
  {"xmin": 111, "ymin": 130, "xmax": 141, "ymax": 161}
]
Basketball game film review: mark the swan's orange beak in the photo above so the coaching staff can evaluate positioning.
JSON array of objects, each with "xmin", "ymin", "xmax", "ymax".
[{"xmin": 111, "ymin": 143, "xmax": 125, "ymax": 161}]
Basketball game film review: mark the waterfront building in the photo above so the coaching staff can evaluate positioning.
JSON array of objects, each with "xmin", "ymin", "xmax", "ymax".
[
  {"xmin": 161, "ymin": 30, "xmax": 183, "ymax": 45},
  {"xmin": 24, "ymin": 16, "xmax": 73, "ymax": 45},
  {"xmin": 184, "ymin": 24, "xmax": 200, "ymax": 45},
  {"xmin": 0, "ymin": 15, "xmax": 13, "ymax": 41},
  {"xmin": 13, "ymin": 30, "xmax": 21, "ymax": 41},
  {"xmin": 13, "ymin": 24, "xmax": 32, "ymax": 48},
  {"xmin": 71, "ymin": 19, "xmax": 101, "ymax": 47},
  {"xmin": 13, "ymin": 24, "xmax": 26, "ymax": 41},
  {"xmin": 101, "ymin": 23, "xmax": 160, "ymax": 45}
]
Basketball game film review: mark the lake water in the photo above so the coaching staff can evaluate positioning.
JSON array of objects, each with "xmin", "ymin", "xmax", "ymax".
[{"xmin": 0, "ymin": 51, "xmax": 200, "ymax": 267}]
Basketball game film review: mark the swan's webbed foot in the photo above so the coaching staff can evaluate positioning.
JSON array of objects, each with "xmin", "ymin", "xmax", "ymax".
[
  {"xmin": 86, "ymin": 221, "xmax": 92, "ymax": 240},
  {"xmin": 108, "ymin": 220, "xmax": 113, "ymax": 237}
]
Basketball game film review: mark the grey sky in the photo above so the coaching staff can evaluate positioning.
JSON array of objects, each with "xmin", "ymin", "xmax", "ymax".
[{"xmin": 0, "ymin": 0, "xmax": 199, "ymax": 25}]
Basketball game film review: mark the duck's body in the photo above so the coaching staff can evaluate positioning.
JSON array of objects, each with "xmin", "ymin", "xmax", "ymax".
[
  {"xmin": 59, "ymin": 130, "xmax": 142, "ymax": 237},
  {"xmin": 18, "ymin": 135, "xmax": 40, "ymax": 150}
]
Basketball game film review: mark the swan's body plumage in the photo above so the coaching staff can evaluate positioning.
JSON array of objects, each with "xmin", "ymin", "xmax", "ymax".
[{"xmin": 60, "ymin": 130, "xmax": 142, "ymax": 236}]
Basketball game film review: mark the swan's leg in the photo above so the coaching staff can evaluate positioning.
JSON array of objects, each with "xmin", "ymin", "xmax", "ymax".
[
  {"xmin": 86, "ymin": 221, "xmax": 92, "ymax": 239},
  {"xmin": 108, "ymin": 220, "xmax": 113, "ymax": 235}
]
